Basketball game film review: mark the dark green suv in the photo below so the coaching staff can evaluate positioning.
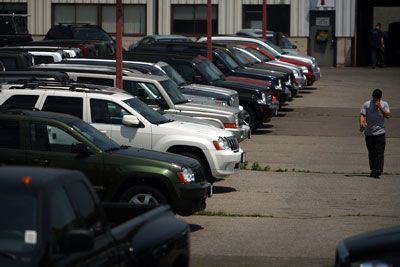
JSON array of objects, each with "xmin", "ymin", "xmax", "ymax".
[{"xmin": 0, "ymin": 108, "xmax": 211, "ymax": 216}]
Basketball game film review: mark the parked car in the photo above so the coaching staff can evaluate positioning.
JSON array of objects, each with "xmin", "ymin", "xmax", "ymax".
[
  {"xmin": 335, "ymin": 225, "xmax": 400, "ymax": 267},
  {"xmin": 0, "ymin": 81, "xmax": 244, "ymax": 183},
  {"xmin": 0, "ymin": 14, "xmax": 32, "ymax": 47},
  {"xmin": 44, "ymin": 23, "xmax": 115, "ymax": 54},
  {"xmin": 63, "ymin": 57, "xmax": 242, "ymax": 109},
  {"xmin": 197, "ymin": 36, "xmax": 321, "ymax": 86},
  {"xmin": 0, "ymin": 107, "xmax": 211, "ymax": 215},
  {"xmin": 17, "ymin": 39, "xmax": 97, "ymax": 57},
  {"xmin": 131, "ymin": 42, "xmax": 293, "ymax": 106},
  {"xmin": 129, "ymin": 34, "xmax": 192, "ymax": 50},
  {"xmin": 236, "ymin": 29, "xmax": 300, "ymax": 55},
  {"xmin": 32, "ymin": 63, "xmax": 249, "ymax": 142},
  {"xmin": 0, "ymin": 71, "xmax": 69, "ymax": 84},
  {"xmin": 0, "ymin": 51, "xmax": 33, "ymax": 71},
  {"xmin": 0, "ymin": 47, "xmax": 67, "ymax": 64},
  {"xmin": 122, "ymin": 52, "xmax": 278, "ymax": 131},
  {"xmin": 0, "ymin": 166, "xmax": 190, "ymax": 267}
]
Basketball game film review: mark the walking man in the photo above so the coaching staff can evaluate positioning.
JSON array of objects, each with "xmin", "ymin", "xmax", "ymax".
[
  {"xmin": 369, "ymin": 23, "xmax": 385, "ymax": 68},
  {"xmin": 359, "ymin": 89, "xmax": 391, "ymax": 178}
]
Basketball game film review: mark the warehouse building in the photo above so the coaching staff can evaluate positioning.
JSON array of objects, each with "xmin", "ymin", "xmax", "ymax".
[{"xmin": 1, "ymin": 0, "xmax": 399, "ymax": 67}]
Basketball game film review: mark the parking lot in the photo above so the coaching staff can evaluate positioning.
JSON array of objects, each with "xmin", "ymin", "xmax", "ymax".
[{"xmin": 182, "ymin": 67, "xmax": 400, "ymax": 266}]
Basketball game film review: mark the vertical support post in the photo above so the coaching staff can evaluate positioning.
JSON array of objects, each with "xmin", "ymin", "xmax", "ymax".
[
  {"xmin": 116, "ymin": 0, "xmax": 123, "ymax": 89},
  {"xmin": 262, "ymin": 0, "xmax": 267, "ymax": 39},
  {"xmin": 207, "ymin": 0, "xmax": 212, "ymax": 60}
]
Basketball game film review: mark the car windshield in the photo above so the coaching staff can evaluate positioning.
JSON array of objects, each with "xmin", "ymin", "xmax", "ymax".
[
  {"xmin": 0, "ymin": 193, "xmax": 37, "ymax": 254},
  {"xmin": 245, "ymin": 47, "xmax": 270, "ymax": 62},
  {"xmin": 265, "ymin": 40, "xmax": 286, "ymax": 54},
  {"xmin": 161, "ymin": 65, "xmax": 187, "ymax": 86},
  {"xmin": 254, "ymin": 43, "xmax": 281, "ymax": 58},
  {"xmin": 74, "ymin": 28, "xmax": 112, "ymax": 42},
  {"xmin": 197, "ymin": 60, "xmax": 223, "ymax": 82},
  {"xmin": 69, "ymin": 120, "xmax": 120, "ymax": 151},
  {"xmin": 218, "ymin": 50, "xmax": 241, "ymax": 70},
  {"xmin": 280, "ymin": 36, "xmax": 295, "ymax": 49},
  {"xmin": 230, "ymin": 49, "xmax": 251, "ymax": 66},
  {"xmin": 235, "ymin": 49, "xmax": 260, "ymax": 64},
  {"xmin": 160, "ymin": 80, "xmax": 188, "ymax": 105},
  {"xmin": 123, "ymin": 97, "xmax": 170, "ymax": 124}
]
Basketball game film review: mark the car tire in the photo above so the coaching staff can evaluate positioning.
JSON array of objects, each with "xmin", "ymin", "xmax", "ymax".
[
  {"xmin": 180, "ymin": 152, "xmax": 216, "ymax": 184},
  {"xmin": 120, "ymin": 185, "xmax": 168, "ymax": 206},
  {"xmin": 243, "ymin": 106, "xmax": 258, "ymax": 132}
]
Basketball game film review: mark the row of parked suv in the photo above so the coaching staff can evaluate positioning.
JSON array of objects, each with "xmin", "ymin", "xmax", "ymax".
[{"xmin": 0, "ymin": 24, "xmax": 320, "ymax": 266}]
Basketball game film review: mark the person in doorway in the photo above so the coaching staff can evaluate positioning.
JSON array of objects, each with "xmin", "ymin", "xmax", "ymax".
[
  {"xmin": 369, "ymin": 23, "xmax": 385, "ymax": 68},
  {"xmin": 359, "ymin": 89, "xmax": 391, "ymax": 178}
]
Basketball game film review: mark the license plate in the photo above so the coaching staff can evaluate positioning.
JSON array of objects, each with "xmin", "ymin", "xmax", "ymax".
[
  {"xmin": 241, "ymin": 152, "xmax": 246, "ymax": 163},
  {"xmin": 207, "ymin": 184, "xmax": 213, "ymax": 197}
]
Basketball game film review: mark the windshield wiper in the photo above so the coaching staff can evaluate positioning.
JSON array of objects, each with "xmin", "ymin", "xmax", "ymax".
[
  {"xmin": 104, "ymin": 147, "xmax": 121, "ymax": 152},
  {"xmin": 0, "ymin": 251, "xmax": 17, "ymax": 260}
]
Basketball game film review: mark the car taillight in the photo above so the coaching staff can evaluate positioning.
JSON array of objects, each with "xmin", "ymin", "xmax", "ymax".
[
  {"xmin": 21, "ymin": 176, "xmax": 32, "ymax": 185},
  {"xmin": 272, "ymin": 95, "xmax": 277, "ymax": 102}
]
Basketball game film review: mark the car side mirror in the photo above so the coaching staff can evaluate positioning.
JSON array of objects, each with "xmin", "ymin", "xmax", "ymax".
[
  {"xmin": 122, "ymin": 115, "xmax": 142, "ymax": 127},
  {"xmin": 216, "ymin": 63, "xmax": 227, "ymax": 72},
  {"xmin": 193, "ymin": 75, "xmax": 204, "ymax": 84},
  {"xmin": 292, "ymin": 44, "xmax": 297, "ymax": 49},
  {"xmin": 71, "ymin": 142, "xmax": 92, "ymax": 155},
  {"xmin": 59, "ymin": 230, "xmax": 94, "ymax": 254}
]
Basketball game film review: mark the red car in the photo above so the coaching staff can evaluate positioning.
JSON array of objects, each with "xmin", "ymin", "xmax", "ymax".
[{"xmin": 239, "ymin": 44, "xmax": 318, "ymax": 86}]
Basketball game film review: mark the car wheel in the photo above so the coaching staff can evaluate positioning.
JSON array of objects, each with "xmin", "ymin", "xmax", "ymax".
[
  {"xmin": 243, "ymin": 107, "xmax": 258, "ymax": 132},
  {"xmin": 120, "ymin": 185, "xmax": 167, "ymax": 205},
  {"xmin": 180, "ymin": 152, "xmax": 216, "ymax": 184}
]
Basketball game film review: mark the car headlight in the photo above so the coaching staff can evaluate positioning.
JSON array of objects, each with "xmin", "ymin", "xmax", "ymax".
[
  {"xmin": 285, "ymin": 78, "xmax": 291, "ymax": 86},
  {"xmin": 177, "ymin": 167, "xmax": 195, "ymax": 184},
  {"xmin": 257, "ymin": 92, "xmax": 267, "ymax": 104},
  {"xmin": 229, "ymin": 96, "xmax": 235, "ymax": 106},
  {"xmin": 213, "ymin": 136, "xmax": 230, "ymax": 150},
  {"xmin": 235, "ymin": 114, "xmax": 239, "ymax": 126},
  {"xmin": 357, "ymin": 261, "xmax": 392, "ymax": 267},
  {"xmin": 214, "ymin": 99, "xmax": 228, "ymax": 106},
  {"xmin": 275, "ymin": 79, "xmax": 283, "ymax": 90},
  {"xmin": 293, "ymin": 70, "xmax": 300, "ymax": 77},
  {"xmin": 301, "ymin": 66, "xmax": 308, "ymax": 73}
]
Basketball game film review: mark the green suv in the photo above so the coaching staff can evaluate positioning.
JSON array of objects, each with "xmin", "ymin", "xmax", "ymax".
[{"xmin": 0, "ymin": 108, "xmax": 211, "ymax": 216}]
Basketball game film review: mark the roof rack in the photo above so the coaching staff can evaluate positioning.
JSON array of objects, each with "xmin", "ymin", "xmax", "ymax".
[{"xmin": 58, "ymin": 23, "xmax": 92, "ymax": 26}]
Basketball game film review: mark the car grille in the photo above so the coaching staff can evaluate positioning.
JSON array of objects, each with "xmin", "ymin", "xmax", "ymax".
[{"xmin": 226, "ymin": 136, "xmax": 240, "ymax": 152}]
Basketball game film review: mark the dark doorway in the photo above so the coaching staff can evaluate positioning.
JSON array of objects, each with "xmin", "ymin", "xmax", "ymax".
[
  {"xmin": 356, "ymin": 0, "xmax": 400, "ymax": 66},
  {"xmin": 242, "ymin": 5, "xmax": 290, "ymax": 34}
]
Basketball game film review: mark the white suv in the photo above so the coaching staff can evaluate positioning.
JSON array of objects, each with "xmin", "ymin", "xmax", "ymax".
[{"xmin": 0, "ymin": 82, "xmax": 245, "ymax": 183}]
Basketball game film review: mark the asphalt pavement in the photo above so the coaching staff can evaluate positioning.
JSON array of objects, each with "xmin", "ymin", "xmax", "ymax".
[{"xmin": 180, "ymin": 67, "xmax": 400, "ymax": 267}]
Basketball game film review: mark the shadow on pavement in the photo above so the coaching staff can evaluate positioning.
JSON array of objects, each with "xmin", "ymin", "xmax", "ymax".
[
  {"xmin": 302, "ymin": 86, "xmax": 318, "ymax": 90},
  {"xmin": 299, "ymin": 90, "xmax": 313, "ymax": 94},
  {"xmin": 252, "ymin": 129, "xmax": 273, "ymax": 135},
  {"xmin": 212, "ymin": 186, "xmax": 237, "ymax": 194},
  {"xmin": 189, "ymin": 224, "xmax": 204, "ymax": 232},
  {"xmin": 260, "ymin": 124, "xmax": 274, "ymax": 129},
  {"xmin": 279, "ymin": 107, "xmax": 294, "ymax": 112}
]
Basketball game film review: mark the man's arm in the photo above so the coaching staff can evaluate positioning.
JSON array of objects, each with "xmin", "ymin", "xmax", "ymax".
[
  {"xmin": 376, "ymin": 101, "xmax": 391, "ymax": 118},
  {"xmin": 359, "ymin": 114, "xmax": 367, "ymax": 128}
]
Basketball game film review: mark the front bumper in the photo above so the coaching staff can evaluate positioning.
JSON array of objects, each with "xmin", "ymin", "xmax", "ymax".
[
  {"xmin": 209, "ymin": 148, "xmax": 244, "ymax": 179},
  {"xmin": 229, "ymin": 125, "xmax": 251, "ymax": 143},
  {"xmin": 276, "ymin": 88, "xmax": 292, "ymax": 104},
  {"xmin": 175, "ymin": 182, "xmax": 211, "ymax": 216}
]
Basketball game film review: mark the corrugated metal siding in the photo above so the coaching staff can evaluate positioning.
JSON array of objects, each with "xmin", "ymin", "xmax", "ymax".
[
  {"xmin": 336, "ymin": 0, "xmax": 355, "ymax": 37},
  {"xmin": 170, "ymin": 0, "xmax": 218, "ymax": 4},
  {"xmin": 242, "ymin": 0, "xmax": 290, "ymax": 4},
  {"xmin": 27, "ymin": 0, "xmax": 51, "ymax": 35},
  {"xmin": 290, "ymin": 0, "xmax": 309, "ymax": 36},
  {"xmin": 219, "ymin": 0, "xmax": 242, "ymax": 34}
]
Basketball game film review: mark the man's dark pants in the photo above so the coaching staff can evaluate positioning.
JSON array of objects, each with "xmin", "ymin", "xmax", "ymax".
[
  {"xmin": 365, "ymin": 133, "xmax": 386, "ymax": 173},
  {"xmin": 371, "ymin": 47, "xmax": 385, "ymax": 67}
]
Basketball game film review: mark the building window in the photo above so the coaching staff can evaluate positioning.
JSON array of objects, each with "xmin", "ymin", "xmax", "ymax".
[
  {"xmin": 172, "ymin": 5, "xmax": 218, "ymax": 36},
  {"xmin": 53, "ymin": 4, "xmax": 146, "ymax": 35},
  {"xmin": 242, "ymin": 5, "xmax": 290, "ymax": 35}
]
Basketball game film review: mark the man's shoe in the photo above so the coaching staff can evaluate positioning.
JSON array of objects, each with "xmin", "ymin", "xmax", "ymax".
[{"xmin": 369, "ymin": 171, "xmax": 376, "ymax": 177}]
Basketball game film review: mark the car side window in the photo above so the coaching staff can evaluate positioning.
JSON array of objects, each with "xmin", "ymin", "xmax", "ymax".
[
  {"xmin": 180, "ymin": 65, "xmax": 197, "ymax": 83},
  {"xmin": 123, "ymin": 80, "xmax": 162, "ymax": 105},
  {"xmin": 76, "ymin": 76, "xmax": 114, "ymax": 87},
  {"xmin": 90, "ymin": 99, "xmax": 129, "ymax": 124},
  {"xmin": 42, "ymin": 96, "xmax": 83, "ymax": 119},
  {"xmin": 66, "ymin": 181, "xmax": 105, "ymax": 236},
  {"xmin": 0, "ymin": 120, "xmax": 20, "ymax": 149},
  {"xmin": 29, "ymin": 123, "xmax": 79, "ymax": 153},
  {"xmin": 50, "ymin": 187, "xmax": 80, "ymax": 253},
  {"xmin": 1, "ymin": 95, "xmax": 39, "ymax": 109}
]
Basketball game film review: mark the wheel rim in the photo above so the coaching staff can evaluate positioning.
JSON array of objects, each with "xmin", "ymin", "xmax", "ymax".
[{"xmin": 128, "ymin": 193, "xmax": 159, "ymax": 205}]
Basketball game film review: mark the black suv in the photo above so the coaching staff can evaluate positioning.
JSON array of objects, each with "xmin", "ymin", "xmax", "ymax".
[
  {"xmin": 0, "ymin": 108, "xmax": 211, "ymax": 216},
  {"xmin": 44, "ymin": 24, "xmax": 116, "ymax": 54}
]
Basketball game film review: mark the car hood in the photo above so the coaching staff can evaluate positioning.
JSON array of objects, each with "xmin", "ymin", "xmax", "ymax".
[
  {"xmin": 339, "ymin": 225, "xmax": 400, "ymax": 263},
  {"xmin": 110, "ymin": 146, "xmax": 200, "ymax": 169},
  {"xmin": 223, "ymin": 76, "xmax": 271, "ymax": 88},
  {"xmin": 281, "ymin": 54, "xmax": 313, "ymax": 65},
  {"xmin": 153, "ymin": 120, "xmax": 234, "ymax": 138},
  {"xmin": 249, "ymin": 63, "xmax": 292, "ymax": 74},
  {"xmin": 183, "ymin": 83, "xmax": 237, "ymax": 97},
  {"xmin": 174, "ymin": 102, "xmax": 239, "ymax": 116},
  {"xmin": 235, "ymin": 67, "xmax": 284, "ymax": 79}
]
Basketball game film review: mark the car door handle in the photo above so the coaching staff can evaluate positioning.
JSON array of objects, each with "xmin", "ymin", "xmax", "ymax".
[{"xmin": 32, "ymin": 159, "xmax": 49, "ymax": 164}]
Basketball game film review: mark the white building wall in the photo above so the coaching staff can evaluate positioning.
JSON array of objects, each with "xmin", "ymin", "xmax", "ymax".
[
  {"xmin": 290, "ymin": 0, "xmax": 309, "ymax": 37},
  {"xmin": 335, "ymin": 0, "xmax": 355, "ymax": 37}
]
